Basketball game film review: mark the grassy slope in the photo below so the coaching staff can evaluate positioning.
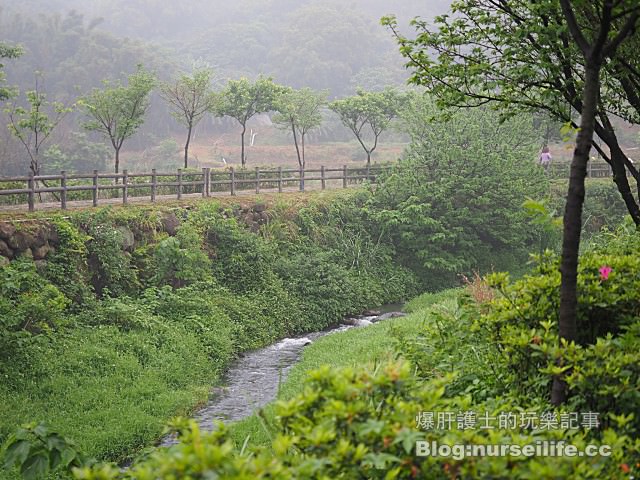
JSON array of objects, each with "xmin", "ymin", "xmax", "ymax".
[
  {"xmin": 0, "ymin": 326, "xmax": 215, "ymax": 477},
  {"xmin": 226, "ymin": 289, "xmax": 459, "ymax": 449},
  {"xmin": 0, "ymin": 188, "xmax": 417, "ymax": 479}
]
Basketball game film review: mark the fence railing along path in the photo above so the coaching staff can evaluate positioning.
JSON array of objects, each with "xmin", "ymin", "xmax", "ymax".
[
  {"xmin": 548, "ymin": 160, "xmax": 617, "ymax": 178},
  {"xmin": 0, "ymin": 160, "xmax": 621, "ymax": 212},
  {"xmin": 0, "ymin": 165, "xmax": 388, "ymax": 212}
]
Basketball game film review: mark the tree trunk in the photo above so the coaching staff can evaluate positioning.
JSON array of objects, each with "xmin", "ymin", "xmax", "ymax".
[
  {"xmin": 115, "ymin": 147, "xmax": 120, "ymax": 174},
  {"xmin": 292, "ymin": 121, "xmax": 302, "ymax": 168},
  {"xmin": 610, "ymin": 145, "xmax": 640, "ymax": 225},
  {"xmin": 551, "ymin": 62, "xmax": 601, "ymax": 406},
  {"xmin": 593, "ymin": 120, "xmax": 640, "ymax": 226},
  {"xmin": 184, "ymin": 123, "xmax": 193, "ymax": 169},
  {"xmin": 301, "ymin": 133, "xmax": 306, "ymax": 170},
  {"xmin": 240, "ymin": 124, "xmax": 246, "ymax": 167}
]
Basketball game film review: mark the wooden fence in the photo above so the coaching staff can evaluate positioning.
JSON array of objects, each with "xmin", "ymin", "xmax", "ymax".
[
  {"xmin": 0, "ymin": 160, "xmax": 623, "ymax": 212},
  {"xmin": 0, "ymin": 165, "xmax": 388, "ymax": 212},
  {"xmin": 549, "ymin": 161, "xmax": 616, "ymax": 178}
]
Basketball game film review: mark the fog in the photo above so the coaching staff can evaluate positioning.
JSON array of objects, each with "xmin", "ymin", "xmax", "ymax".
[
  {"xmin": 0, "ymin": 0, "xmax": 451, "ymax": 175},
  {"xmin": 1, "ymin": 0, "xmax": 451, "ymax": 95}
]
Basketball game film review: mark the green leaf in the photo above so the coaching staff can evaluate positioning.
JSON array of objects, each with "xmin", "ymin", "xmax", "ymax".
[
  {"xmin": 20, "ymin": 453, "xmax": 49, "ymax": 480},
  {"xmin": 3, "ymin": 439, "xmax": 31, "ymax": 470}
]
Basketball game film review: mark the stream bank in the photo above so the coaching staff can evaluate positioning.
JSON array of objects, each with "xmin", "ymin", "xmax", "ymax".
[{"xmin": 161, "ymin": 307, "xmax": 405, "ymax": 446}]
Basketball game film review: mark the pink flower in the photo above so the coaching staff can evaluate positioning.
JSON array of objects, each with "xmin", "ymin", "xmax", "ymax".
[{"xmin": 599, "ymin": 265, "xmax": 612, "ymax": 281}]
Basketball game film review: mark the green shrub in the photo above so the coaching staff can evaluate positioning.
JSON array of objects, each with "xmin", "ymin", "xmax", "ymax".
[
  {"xmin": 75, "ymin": 211, "xmax": 139, "ymax": 297},
  {"xmin": 153, "ymin": 224, "xmax": 212, "ymax": 288},
  {"xmin": 65, "ymin": 362, "xmax": 640, "ymax": 480},
  {"xmin": 44, "ymin": 217, "xmax": 93, "ymax": 306},
  {"xmin": 0, "ymin": 258, "xmax": 69, "ymax": 359}
]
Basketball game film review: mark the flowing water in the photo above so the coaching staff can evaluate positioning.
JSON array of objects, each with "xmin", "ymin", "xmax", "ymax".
[{"xmin": 161, "ymin": 307, "xmax": 404, "ymax": 446}]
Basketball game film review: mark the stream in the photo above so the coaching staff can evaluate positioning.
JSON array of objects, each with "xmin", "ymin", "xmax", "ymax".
[{"xmin": 161, "ymin": 305, "xmax": 404, "ymax": 446}]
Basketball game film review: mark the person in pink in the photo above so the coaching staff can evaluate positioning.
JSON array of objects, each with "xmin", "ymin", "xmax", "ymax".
[{"xmin": 539, "ymin": 145, "xmax": 552, "ymax": 172}]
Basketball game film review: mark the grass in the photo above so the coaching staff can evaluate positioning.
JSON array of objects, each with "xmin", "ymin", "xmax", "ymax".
[
  {"xmin": 0, "ymin": 325, "xmax": 214, "ymax": 463},
  {"xmin": 225, "ymin": 289, "xmax": 460, "ymax": 450}
]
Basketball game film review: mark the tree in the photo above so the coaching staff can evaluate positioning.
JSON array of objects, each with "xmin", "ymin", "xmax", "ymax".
[
  {"xmin": 5, "ymin": 74, "xmax": 72, "ymax": 176},
  {"xmin": 273, "ymin": 87, "xmax": 327, "ymax": 169},
  {"xmin": 80, "ymin": 66, "xmax": 155, "ymax": 174},
  {"xmin": 160, "ymin": 67, "xmax": 214, "ymax": 168},
  {"xmin": 211, "ymin": 76, "xmax": 281, "ymax": 167},
  {"xmin": 384, "ymin": 1, "xmax": 640, "ymax": 405},
  {"xmin": 552, "ymin": 0, "xmax": 639, "ymax": 405},
  {"xmin": 0, "ymin": 42, "xmax": 21, "ymax": 102},
  {"xmin": 369, "ymin": 97, "xmax": 546, "ymax": 290},
  {"xmin": 383, "ymin": 2, "xmax": 640, "ymax": 226},
  {"xmin": 330, "ymin": 88, "xmax": 404, "ymax": 165}
]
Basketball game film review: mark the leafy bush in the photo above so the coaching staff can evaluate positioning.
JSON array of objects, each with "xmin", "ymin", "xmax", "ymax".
[
  {"xmin": 367, "ymin": 103, "xmax": 548, "ymax": 289},
  {"xmin": 2, "ymin": 423, "xmax": 86, "ymax": 480},
  {"xmin": 484, "ymin": 251, "xmax": 640, "ymax": 388},
  {"xmin": 153, "ymin": 224, "xmax": 212, "ymax": 288},
  {"xmin": 0, "ymin": 258, "xmax": 69, "ymax": 358},
  {"xmin": 75, "ymin": 211, "xmax": 139, "ymax": 297},
  {"xmin": 56, "ymin": 362, "xmax": 639, "ymax": 480},
  {"xmin": 478, "ymin": 232, "xmax": 640, "ymax": 436},
  {"xmin": 44, "ymin": 216, "xmax": 93, "ymax": 305}
]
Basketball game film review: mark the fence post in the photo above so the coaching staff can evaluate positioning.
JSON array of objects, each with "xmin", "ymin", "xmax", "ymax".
[
  {"xmin": 278, "ymin": 166, "xmax": 283, "ymax": 193},
  {"xmin": 60, "ymin": 170, "xmax": 67, "ymax": 210},
  {"xmin": 343, "ymin": 165, "xmax": 347, "ymax": 188},
  {"xmin": 321, "ymin": 165, "xmax": 326, "ymax": 190},
  {"xmin": 92, "ymin": 170, "xmax": 99, "ymax": 207},
  {"xmin": 588, "ymin": 161, "xmax": 592, "ymax": 178},
  {"xmin": 28, "ymin": 172, "xmax": 35, "ymax": 212},
  {"xmin": 177, "ymin": 169, "xmax": 183, "ymax": 200},
  {"xmin": 255, "ymin": 166, "xmax": 260, "ymax": 194},
  {"xmin": 201, "ymin": 168, "xmax": 207, "ymax": 198},
  {"xmin": 230, "ymin": 167, "xmax": 236, "ymax": 196},
  {"xmin": 151, "ymin": 169, "xmax": 157, "ymax": 202},
  {"xmin": 205, "ymin": 168, "xmax": 211, "ymax": 197},
  {"xmin": 122, "ymin": 169, "xmax": 128, "ymax": 205}
]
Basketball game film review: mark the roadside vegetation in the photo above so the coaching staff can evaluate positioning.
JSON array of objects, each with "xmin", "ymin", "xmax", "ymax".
[
  {"xmin": 0, "ymin": 98, "xmax": 634, "ymax": 479},
  {"xmin": 14, "ymin": 217, "xmax": 636, "ymax": 479}
]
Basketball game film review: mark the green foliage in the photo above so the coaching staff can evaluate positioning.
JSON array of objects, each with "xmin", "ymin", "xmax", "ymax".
[
  {"xmin": 273, "ymin": 87, "xmax": 327, "ymax": 168},
  {"xmin": 0, "ymin": 258, "xmax": 69, "ymax": 357},
  {"xmin": 382, "ymin": 1, "xmax": 640, "ymax": 226},
  {"xmin": 368, "ymin": 101, "xmax": 547, "ymax": 288},
  {"xmin": 0, "ymin": 43, "xmax": 21, "ymax": 102},
  {"xmin": 330, "ymin": 87, "xmax": 405, "ymax": 163},
  {"xmin": 44, "ymin": 216, "xmax": 93, "ymax": 305},
  {"xmin": 153, "ymin": 224, "xmax": 211, "ymax": 289},
  {"xmin": 2, "ymin": 423, "xmax": 86, "ymax": 480},
  {"xmin": 77, "ymin": 211, "xmax": 139, "ymax": 297},
  {"xmin": 161, "ymin": 67, "xmax": 214, "ymax": 130},
  {"xmin": 80, "ymin": 66, "xmax": 156, "ymax": 172},
  {"xmin": 42, "ymin": 132, "xmax": 110, "ymax": 174},
  {"xmin": 585, "ymin": 216, "xmax": 640, "ymax": 255},
  {"xmin": 65, "ymin": 362, "xmax": 639, "ymax": 480},
  {"xmin": 396, "ymin": 293, "xmax": 507, "ymax": 402},
  {"xmin": 5, "ymin": 77, "xmax": 72, "ymax": 175},
  {"xmin": 211, "ymin": 76, "xmax": 283, "ymax": 165},
  {"xmin": 160, "ymin": 67, "xmax": 214, "ymax": 168},
  {"xmin": 481, "ymin": 244, "xmax": 640, "ymax": 433},
  {"xmin": 0, "ymin": 192, "xmax": 425, "ymax": 475},
  {"xmin": 522, "ymin": 198, "xmax": 563, "ymax": 255}
]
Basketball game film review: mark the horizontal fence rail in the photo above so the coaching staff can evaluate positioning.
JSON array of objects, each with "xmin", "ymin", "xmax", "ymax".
[
  {"xmin": 548, "ymin": 161, "xmax": 619, "ymax": 178},
  {"xmin": 0, "ymin": 161, "xmax": 622, "ymax": 212},
  {"xmin": 0, "ymin": 165, "xmax": 389, "ymax": 212}
]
